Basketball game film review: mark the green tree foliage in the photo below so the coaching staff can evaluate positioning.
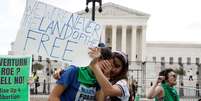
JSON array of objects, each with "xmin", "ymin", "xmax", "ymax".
[
  {"xmin": 175, "ymin": 67, "xmax": 186, "ymax": 76},
  {"xmin": 32, "ymin": 62, "xmax": 44, "ymax": 71}
]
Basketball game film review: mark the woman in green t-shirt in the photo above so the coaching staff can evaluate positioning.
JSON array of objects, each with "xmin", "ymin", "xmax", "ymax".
[{"xmin": 146, "ymin": 68, "xmax": 179, "ymax": 101}]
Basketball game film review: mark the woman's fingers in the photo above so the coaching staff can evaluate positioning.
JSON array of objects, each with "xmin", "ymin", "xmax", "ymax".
[
  {"xmin": 53, "ymin": 68, "xmax": 63, "ymax": 80},
  {"xmin": 88, "ymin": 47, "xmax": 101, "ymax": 59},
  {"xmin": 99, "ymin": 60, "xmax": 112, "ymax": 75},
  {"xmin": 157, "ymin": 76, "xmax": 165, "ymax": 83}
]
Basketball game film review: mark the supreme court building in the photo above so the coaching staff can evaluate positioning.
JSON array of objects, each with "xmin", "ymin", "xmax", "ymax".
[{"xmin": 77, "ymin": 2, "xmax": 150, "ymax": 63}]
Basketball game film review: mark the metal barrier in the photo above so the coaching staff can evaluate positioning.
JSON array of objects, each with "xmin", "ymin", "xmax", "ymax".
[
  {"xmin": 30, "ymin": 82, "xmax": 201, "ymax": 101},
  {"xmin": 30, "ymin": 61, "xmax": 201, "ymax": 100}
]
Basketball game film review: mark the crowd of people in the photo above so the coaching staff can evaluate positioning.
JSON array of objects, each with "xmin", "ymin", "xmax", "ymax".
[{"xmin": 45, "ymin": 43, "xmax": 180, "ymax": 101}]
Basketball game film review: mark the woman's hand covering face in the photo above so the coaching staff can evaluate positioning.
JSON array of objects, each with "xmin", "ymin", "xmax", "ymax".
[{"xmin": 96, "ymin": 60, "xmax": 114, "ymax": 78}]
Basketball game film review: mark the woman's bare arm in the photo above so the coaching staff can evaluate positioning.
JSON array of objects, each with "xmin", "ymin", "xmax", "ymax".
[
  {"xmin": 91, "ymin": 60, "xmax": 123, "ymax": 96},
  {"xmin": 146, "ymin": 76, "xmax": 164, "ymax": 99},
  {"xmin": 48, "ymin": 84, "xmax": 65, "ymax": 101}
]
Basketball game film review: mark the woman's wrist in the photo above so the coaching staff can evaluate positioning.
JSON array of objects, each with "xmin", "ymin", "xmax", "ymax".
[{"xmin": 153, "ymin": 81, "xmax": 159, "ymax": 87}]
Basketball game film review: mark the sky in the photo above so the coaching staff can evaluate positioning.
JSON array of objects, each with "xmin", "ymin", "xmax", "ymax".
[{"xmin": 1, "ymin": 0, "xmax": 201, "ymax": 55}]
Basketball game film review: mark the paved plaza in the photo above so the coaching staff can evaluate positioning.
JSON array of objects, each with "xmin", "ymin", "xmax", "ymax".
[{"xmin": 30, "ymin": 95, "xmax": 200, "ymax": 101}]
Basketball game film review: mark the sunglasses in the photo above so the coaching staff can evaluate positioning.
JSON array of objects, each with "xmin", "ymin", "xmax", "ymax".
[{"xmin": 169, "ymin": 74, "xmax": 177, "ymax": 78}]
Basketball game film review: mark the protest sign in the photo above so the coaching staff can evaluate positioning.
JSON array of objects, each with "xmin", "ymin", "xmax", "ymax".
[
  {"xmin": 14, "ymin": 0, "xmax": 102, "ymax": 66},
  {"xmin": 0, "ymin": 55, "xmax": 31, "ymax": 101}
]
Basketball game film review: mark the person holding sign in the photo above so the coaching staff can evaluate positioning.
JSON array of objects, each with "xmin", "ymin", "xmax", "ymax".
[
  {"xmin": 48, "ymin": 47, "xmax": 113, "ymax": 101},
  {"xmin": 53, "ymin": 47, "xmax": 130, "ymax": 101}
]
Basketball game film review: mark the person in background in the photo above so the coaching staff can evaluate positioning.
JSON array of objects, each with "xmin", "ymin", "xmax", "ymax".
[
  {"xmin": 29, "ymin": 72, "xmax": 35, "ymax": 94},
  {"xmin": 48, "ymin": 47, "xmax": 113, "ymax": 101},
  {"xmin": 188, "ymin": 68, "xmax": 193, "ymax": 81},
  {"xmin": 146, "ymin": 68, "xmax": 179, "ymax": 101},
  {"xmin": 35, "ymin": 75, "xmax": 40, "ymax": 94},
  {"xmin": 29, "ymin": 71, "xmax": 40, "ymax": 94},
  {"xmin": 129, "ymin": 79, "xmax": 137, "ymax": 101}
]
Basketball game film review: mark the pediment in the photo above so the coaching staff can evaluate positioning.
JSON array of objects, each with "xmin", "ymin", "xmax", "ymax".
[{"xmin": 76, "ymin": 2, "xmax": 149, "ymax": 17}]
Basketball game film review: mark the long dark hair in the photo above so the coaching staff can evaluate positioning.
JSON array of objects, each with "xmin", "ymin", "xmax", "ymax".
[
  {"xmin": 110, "ymin": 51, "xmax": 129, "ymax": 84},
  {"xmin": 99, "ymin": 47, "xmax": 113, "ymax": 60},
  {"xmin": 159, "ymin": 68, "xmax": 175, "ymax": 83}
]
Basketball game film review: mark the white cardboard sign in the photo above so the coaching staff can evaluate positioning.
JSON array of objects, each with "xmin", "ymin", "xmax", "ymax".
[{"xmin": 14, "ymin": 0, "xmax": 102, "ymax": 66}]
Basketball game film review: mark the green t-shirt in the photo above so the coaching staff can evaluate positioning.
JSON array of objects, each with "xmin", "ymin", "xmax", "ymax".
[
  {"xmin": 78, "ymin": 66, "xmax": 97, "ymax": 87},
  {"xmin": 155, "ymin": 82, "xmax": 179, "ymax": 101}
]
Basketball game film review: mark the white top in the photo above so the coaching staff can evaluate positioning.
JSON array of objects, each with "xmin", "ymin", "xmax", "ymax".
[{"xmin": 115, "ymin": 79, "xmax": 130, "ymax": 101}]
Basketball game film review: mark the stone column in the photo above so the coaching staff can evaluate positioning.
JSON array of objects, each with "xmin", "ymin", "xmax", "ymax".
[
  {"xmin": 121, "ymin": 25, "xmax": 127, "ymax": 53},
  {"xmin": 112, "ymin": 25, "xmax": 117, "ymax": 51},
  {"xmin": 141, "ymin": 26, "xmax": 147, "ymax": 61},
  {"xmin": 101, "ymin": 25, "xmax": 106, "ymax": 44},
  {"xmin": 131, "ymin": 25, "xmax": 137, "ymax": 62}
]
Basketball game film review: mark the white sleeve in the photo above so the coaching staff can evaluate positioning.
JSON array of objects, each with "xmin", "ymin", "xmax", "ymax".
[{"xmin": 115, "ymin": 79, "xmax": 130, "ymax": 101}]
